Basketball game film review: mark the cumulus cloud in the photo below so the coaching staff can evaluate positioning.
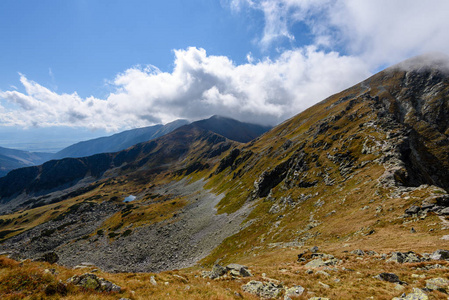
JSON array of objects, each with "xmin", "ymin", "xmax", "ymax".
[
  {"xmin": 0, "ymin": 47, "xmax": 370, "ymax": 130},
  {"xmin": 3, "ymin": 1, "xmax": 446, "ymax": 132}
]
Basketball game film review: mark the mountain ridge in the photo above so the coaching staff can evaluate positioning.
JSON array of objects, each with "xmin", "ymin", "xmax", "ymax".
[
  {"xmin": 51, "ymin": 119, "xmax": 190, "ymax": 159},
  {"xmin": 0, "ymin": 146, "xmax": 53, "ymax": 177}
]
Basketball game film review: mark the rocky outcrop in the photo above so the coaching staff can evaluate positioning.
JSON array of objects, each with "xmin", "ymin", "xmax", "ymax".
[
  {"xmin": 67, "ymin": 273, "xmax": 121, "ymax": 292},
  {"xmin": 34, "ymin": 251, "xmax": 59, "ymax": 264},
  {"xmin": 430, "ymin": 249, "xmax": 449, "ymax": 260},
  {"xmin": 392, "ymin": 288, "xmax": 428, "ymax": 300},
  {"xmin": 374, "ymin": 272, "xmax": 405, "ymax": 284},
  {"xmin": 388, "ymin": 252, "xmax": 423, "ymax": 263},
  {"xmin": 242, "ymin": 280, "xmax": 283, "ymax": 299},
  {"xmin": 425, "ymin": 277, "xmax": 449, "ymax": 292},
  {"xmin": 202, "ymin": 263, "xmax": 252, "ymax": 279},
  {"xmin": 303, "ymin": 253, "xmax": 340, "ymax": 269}
]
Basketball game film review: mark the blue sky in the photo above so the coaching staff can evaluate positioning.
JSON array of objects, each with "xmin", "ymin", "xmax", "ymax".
[
  {"xmin": 0, "ymin": 0, "xmax": 448, "ymax": 151},
  {"xmin": 0, "ymin": 1, "xmax": 314, "ymax": 98},
  {"xmin": 1, "ymin": 1, "xmax": 252, "ymax": 97}
]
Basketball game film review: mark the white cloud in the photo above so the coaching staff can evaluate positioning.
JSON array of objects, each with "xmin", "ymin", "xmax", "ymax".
[
  {"xmin": 328, "ymin": 0, "xmax": 449, "ymax": 66},
  {"xmin": 235, "ymin": 0, "xmax": 449, "ymax": 66},
  {"xmin": 230, "ymin": 0, "xmax": 332, "ymax": 48},
  {"xmin": 0, "ymin": 47, "xmax": 370, "ymax": 130},
  {"xmin": 3, "ymin": 1, "xmax": 446, "ymax": 132}
]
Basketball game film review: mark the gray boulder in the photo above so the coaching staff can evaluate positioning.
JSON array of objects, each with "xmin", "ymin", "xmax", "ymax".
[
  {"xmin": 392, "ymin": 288, "xmax": 428, "ymax": 300},
  {"xmin": 425, "ymin": 277, "xmax": 449, "ymax": 292},
  {"xmin": 310, "ymin": 246, "xmax": 319, "ymax": 253},
  {"xmin": 242, "ymin": 280, "xmax": 283, "ymax": 299},
  {"xmin": 405, "ymin": 206, "xmax": 420, "ymax": 215},
  {"xmin": 375, "ymin": 272, "xmax": 403, "ymax": 284},
  {"xmin": 351, "ymin": 249, "xmax": 365, "ymax": 256},
  {"xmin": 430, "ymin": 249, "xmax": 449, "ymax": 260},
  {"xmin": 210, "ymin": 264, "xmax": 227, "ymax": 279},
  {"xmin": 227, "ymin": 263, "xmax": 252, "ymax": 277},
  {"xmin": 305, "ymin": 259, "xmax": 326, "ymax": 268},
  {"xmin": 284, "ymin": 285, "xmax": 305, "ymax": 298},
  {"xmin": 388, "ymin": 251, "xmax": 422, "ymax": 263},
  {"xmin": 67, "ymin": 273, "xmax": 121, "ymax": 292},
  {"xmin": 439, "ymin": 207, "xmax": 449, "ymax": 215}
]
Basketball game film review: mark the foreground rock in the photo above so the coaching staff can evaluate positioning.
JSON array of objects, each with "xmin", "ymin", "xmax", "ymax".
[
  {"xmin": 284, "ymin": 285, "xmax": 305, "ymax": 299},
  {"xmin": 374, "ymin": 272, "xmax": 405, "ymax": 284},
  {"xmin": 425, "ymin": 277, "xmax": 449, "ymax": 292},
  {"xmin": 202, "ymin": 263, "xmax": 252, "ymax": 279},
  {"xmin": 241, "ymin": 280, "xmax": 306, "ymax": 299},
  {"xmin": 392, "ymin": 288, "xmax": 428, "ymax": 300},
  {"xmin": 430, "ymin": 249, "xmax": 449, "ymax": 260},
  {"xmin": 387, "ymin": 251, "xmax": 422, "ymax": 263},
  {"xmin": 67, "ymin": 273, "xmax": 121, "ymax": 292},
  {"xmin": 242, "ymin": 280, "xmax": 283, "ymax": 299},
  {"xmin": 34, "ymin": 251, "xmax": 59, "ymax": 264},
  {"xmin": 304, "ymin": 253, "xmax": 340, "ymax": 268}
]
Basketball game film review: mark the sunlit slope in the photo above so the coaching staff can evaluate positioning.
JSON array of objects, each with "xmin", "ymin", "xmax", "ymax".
[{"xmin": 202, "ymin": 55, "xmax": 449, "ymax": 263}]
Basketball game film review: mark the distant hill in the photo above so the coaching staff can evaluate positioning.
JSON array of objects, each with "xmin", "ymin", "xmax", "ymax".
[
  {"xmin": 52, "ymin": 119, "xmax": 189, "ymax": 159},
  {"xmin": 0, "ymin": 147, "xmax": 53, "ymax": 177},
  {"xmin": 191, "ymin": 115, "xmax": 272, "ymax": 143}
]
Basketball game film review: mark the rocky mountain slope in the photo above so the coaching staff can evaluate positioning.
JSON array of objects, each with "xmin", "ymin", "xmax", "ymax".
[
  {"xmin": 0, "ymin": 146, "xmax": 53, "ymax": 177},
  {"xmin": 52, "ymin": 119, "xmax": 189, "ymax": 160},
  {"xmin": 203, "ymin": 54, "xmax": 449, "ymax": 258},
  {"xmin": 1, "ymin": 54, "xmax": 449, "ymax": 299}
]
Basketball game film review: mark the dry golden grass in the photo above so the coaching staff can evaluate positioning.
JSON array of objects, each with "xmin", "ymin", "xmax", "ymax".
[{"xmin": 2, "ymin": 245, "xmax": 449, "ymax": 300}]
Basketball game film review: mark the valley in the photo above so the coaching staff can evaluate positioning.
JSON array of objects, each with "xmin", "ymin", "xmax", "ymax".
[{"xmin": 0, "ymin": 55, "xmax": 449, "ymax": 299}]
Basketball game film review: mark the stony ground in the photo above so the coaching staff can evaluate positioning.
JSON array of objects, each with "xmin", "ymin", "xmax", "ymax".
[
  {"xmin": 0, "ymin": 178, "xmax": 253, "ymax": 273},
  {"xmin": 2, "ymin": 245, "xmax": 449, "ymax": 299}
]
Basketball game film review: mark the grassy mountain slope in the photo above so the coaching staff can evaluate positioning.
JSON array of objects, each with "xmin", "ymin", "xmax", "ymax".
[{"xmin": 199, "ymin": 55, "xmax": 449, "ymax": 263}]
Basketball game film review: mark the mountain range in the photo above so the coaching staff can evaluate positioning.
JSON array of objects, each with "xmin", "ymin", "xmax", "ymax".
[
  {"xmin": 51, "ymin": 119, "xmax": 190, "ymax": 160},
  {"xmin": 0, "ymin": 116, "xmax": 271, "ymax": 178},
  {"xmin": 0, "ymin": 54, "xmax": 448, "ymax": 299},
  {"xmin": 0, "ymin": 147, "xmax": 53, "ymax": 178}
]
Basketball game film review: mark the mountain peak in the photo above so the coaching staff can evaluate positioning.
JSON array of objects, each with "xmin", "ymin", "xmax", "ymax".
[
  {"xmin": 192, "ymin": 115, "xmax": 271, "ymax": 143},
  {"xmin": 389, "ymin": 52, "xmax": 449, "ymax": 73}
]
